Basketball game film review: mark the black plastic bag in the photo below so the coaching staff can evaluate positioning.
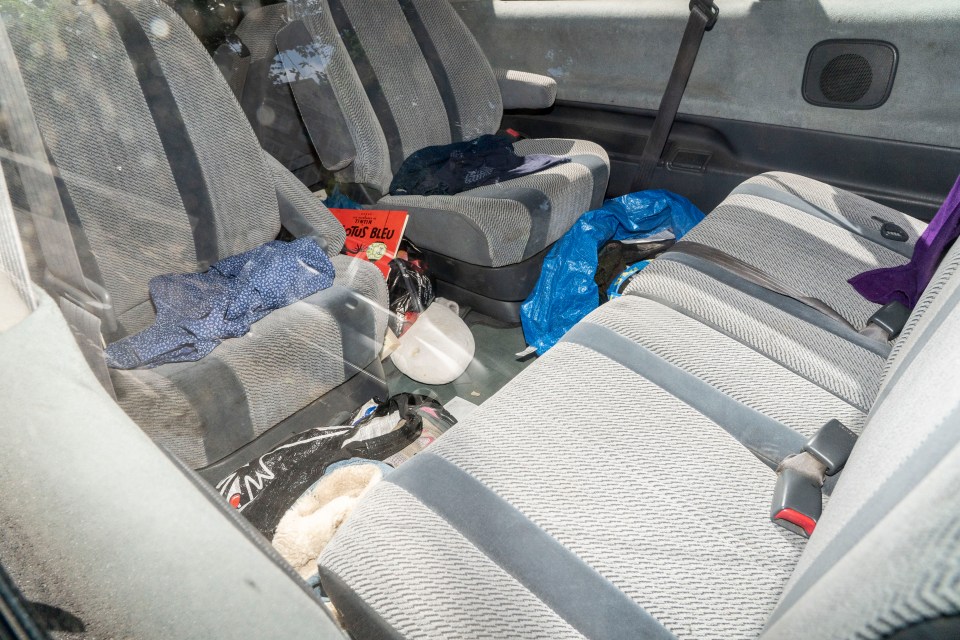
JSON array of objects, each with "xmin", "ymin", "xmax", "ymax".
[
  {"xmin": 387, "ymin": 254, "xmax": 435, "ymax": 335},
  {"xmin": 216, "ymin": 393, "xmax": 446, "ymax": 537}
]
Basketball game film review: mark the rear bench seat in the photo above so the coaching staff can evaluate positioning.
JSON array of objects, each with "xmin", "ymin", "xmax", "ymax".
[{"xmin": 317, "ymin": 176, "xmax": 959, "ymax": 639}]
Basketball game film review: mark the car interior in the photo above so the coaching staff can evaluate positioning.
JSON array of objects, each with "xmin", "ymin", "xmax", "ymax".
[{"xmin": 0, "ymin": 0, "xmax": 959, "ymax": 638}]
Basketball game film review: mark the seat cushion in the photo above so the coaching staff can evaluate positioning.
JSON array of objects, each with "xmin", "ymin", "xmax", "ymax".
[
  {"xmin": 319, "ymin": 316, "xmax": 808, "ymax": 639},
  {"xmin": 584, "ymin": 296, "xmax": 868, "ymax": 446},
  {"xmin": 378, "ymin": 138, "xmax": 610, "ymax": 267},
  {"xmin": 317, "ymin": 175, "xmax": 960, "ymax": 640},
  {"xmin": 111, "ymin": 257, "xmax": 387, "ymax": 468},
  {"xmin": 624, "ymin": 258, "xmax": 888, "ymax": 411}
]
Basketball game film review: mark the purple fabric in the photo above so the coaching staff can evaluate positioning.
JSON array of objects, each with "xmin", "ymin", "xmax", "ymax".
[{"xmin": 849, "ymin": 174, "xmax": 960, "ymax": 308}]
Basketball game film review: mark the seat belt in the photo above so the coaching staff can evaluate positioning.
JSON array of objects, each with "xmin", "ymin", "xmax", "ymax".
[
  {"xmin": 0, "ymin": 17, "xmax": 116, "ymax": 397},
  {"xmin": 630, "ymin": 0, "xmax": 719, "ymax": 192},
  {"xmin": 771, "ymin": 419, "xmax": 857, "ymax": 537},
  {"xmin": 669, "ymin": 241, "xmax": 910, "ymax": 341}
]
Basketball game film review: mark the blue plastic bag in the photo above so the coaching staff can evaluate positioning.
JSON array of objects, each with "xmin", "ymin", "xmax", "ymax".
[
  {"xmin": 323, "ymin": 185, "xmax": 363, "ymax": 210},
  {"xmin": 520, "ymin": 190, "xmax": 705, "ymax": 353}
]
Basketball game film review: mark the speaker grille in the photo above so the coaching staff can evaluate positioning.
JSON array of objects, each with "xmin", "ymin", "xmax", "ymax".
[{"xmin": 819, "ymin": 53, "xmax": 873, "ymax": 103}]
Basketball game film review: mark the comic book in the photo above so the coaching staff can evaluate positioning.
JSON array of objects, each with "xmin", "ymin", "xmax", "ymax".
[{"xmin": 329, "ymin": 208, "xmax": 409, "ymax": 278}]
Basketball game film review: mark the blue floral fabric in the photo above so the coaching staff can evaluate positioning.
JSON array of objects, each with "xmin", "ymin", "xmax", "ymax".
[{"xmin": 106, "ymin": 238, "xmax": 335, "ymax": 369}]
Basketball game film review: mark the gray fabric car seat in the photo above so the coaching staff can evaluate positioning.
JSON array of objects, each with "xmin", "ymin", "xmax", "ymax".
[
  {"xmin": 316, "ymin": 178, "xmax": 960, "ymax": 638},
  {"xmin": 653, "ymin": 171, "xmax": 928, "ymax": 334},
  {"xmin": 1, "ymin": 0, "xmax": 388, "ymax": 471},
  {"xmin": 225, "ymin": 0, "xmax": 610, "ymax": 319}
]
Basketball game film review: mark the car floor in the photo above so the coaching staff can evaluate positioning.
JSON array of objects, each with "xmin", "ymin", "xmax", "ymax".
[{"xmin": 383, "ymin": 310, "xmax": 537, "ymax": 406}]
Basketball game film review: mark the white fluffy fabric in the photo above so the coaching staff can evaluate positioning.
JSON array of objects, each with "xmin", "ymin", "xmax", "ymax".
[{"xmin": 272, "ymin": 464, "xmax": 384, "ymax": 578}]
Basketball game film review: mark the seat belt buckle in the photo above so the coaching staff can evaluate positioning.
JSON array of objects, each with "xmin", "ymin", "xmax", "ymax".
[
  {"xmin": 689, "ymin": 0, "xmax": 720, "ymax": 31},
  {"xmin": 866, "ymin": 300, "xmax": 911, "ymax": 340},
  {"xmin": 803, "ymin": 419, "xmax": 857, "ymax": 476},
  {"xmin": 770, "ymin": 467, "xmax": 822, "ymax": 538}
]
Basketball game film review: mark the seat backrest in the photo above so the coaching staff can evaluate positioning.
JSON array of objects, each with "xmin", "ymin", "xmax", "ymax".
[
  {"xmin": 232, "ymin": 3, "xmax": 324, "ymax": 185},
  {"xmin": 1, "ymin": 0, "xmax": 343, "ymax": 338},
  {"xmin": 286, "ymin": 0, "xmax": 503, "ymax": 194},
  {"xmin": 764, "ymin": 242, "xmax": 960, "ymax": 637}
]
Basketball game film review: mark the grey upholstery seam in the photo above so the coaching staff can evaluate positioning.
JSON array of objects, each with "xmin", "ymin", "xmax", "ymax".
[
  {"xmin": 98, "ymin": 0, "xmax": 218, "ymax": 270},
  {"xmin": 386, "ymin": 452, "xmax": 676, "ymax": 640},
  {"xmin": 563, "ymin": 322, "xmax": 805, "ymax": 469},
  {"xmin": 731, "ymin": 183, "xmax": 914, "ymax": 258},
  {"xmin": 624, "ymin": 289, "xmax": 872, "ymax": 413},
  {"xmin": 659, "ymin": 251, "xmax": 892, "ymax": 358},
  {"xmin": 767, "ymin": 400, "xmax": 960, "ymax": 628},
  {"xmin": 43, "ymin": 145, "xmax": 116, "ymax": 339}
]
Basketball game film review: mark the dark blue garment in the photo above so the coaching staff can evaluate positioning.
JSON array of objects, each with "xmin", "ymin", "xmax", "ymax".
[
  {"xmin": 389, "ymin": 134, "xmax": 570, "ymax": 197},
  {"xmin": 106, "ymin": 238, "xmax": 336, "ymax": 369}
]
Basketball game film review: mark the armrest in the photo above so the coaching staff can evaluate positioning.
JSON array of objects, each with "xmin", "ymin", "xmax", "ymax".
[
  {"xmin": 277, "ymin": 20, "xmax": 356, "ymax": 173},
  {"xmin": 495, "ymin": 69, "xmax": 557, "ymax": 110}
]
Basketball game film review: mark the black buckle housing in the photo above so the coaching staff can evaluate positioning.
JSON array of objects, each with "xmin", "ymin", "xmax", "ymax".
[
  {"xmin": 689, "ymin": 0, "xmax": 720, "ymax": 31},
  {"xmin": 770, "ymin": 468, "xmax": 822, "ymax": 538},
  {"xmin": 803, "ymin": 419, "xmax": 857, "ymax": 476},
  {"xmin": 867, "ymin": 301, "xmax": 911, "ymax": 340}
]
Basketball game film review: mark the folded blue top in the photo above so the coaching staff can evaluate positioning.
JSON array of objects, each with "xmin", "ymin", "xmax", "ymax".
[{"xmin": 106, "ymin": 237, "xmax": 335, "ymax": 369}]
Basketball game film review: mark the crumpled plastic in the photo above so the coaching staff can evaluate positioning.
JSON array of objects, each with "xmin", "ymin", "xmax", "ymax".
[{"xmin": 520, "ymin": 190, "xmax": 705, "ymax": 354}]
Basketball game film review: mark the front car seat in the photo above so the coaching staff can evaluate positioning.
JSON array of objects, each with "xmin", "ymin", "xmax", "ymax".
[
  {"xmin": 226, "ymin": 0, "xmax": 610, "ymax": 319},
  {"xmin": 1, "ymin": 0, "xmax": 388, "ymax": 474}
]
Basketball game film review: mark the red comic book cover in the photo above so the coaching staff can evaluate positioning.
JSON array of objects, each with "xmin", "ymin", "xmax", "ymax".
[{"xmin": 329, "ymin": 208, "xmax": 409, "ymax": 278}]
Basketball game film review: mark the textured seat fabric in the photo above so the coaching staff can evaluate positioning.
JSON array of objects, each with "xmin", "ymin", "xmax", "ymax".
[
  {"xmin": 624, "ymin": 258, "xmax": 888, "ymax": 412},
  {"xmin": 2, "ymin": 0, "xmax": 387, "ymax": 468},
  {"xmin": 317, "ymin": 176, "xmax": 960, "ymax": 638},
  {"xmin": 231, "ymin": 0, "xmax": 610, "ymax": 267},
  {"xmin": 321, "ymin": 335, "xmax": 807, "ymax": 640},
  {"xmin": 675, "ymin": 172, "xmax": 927, "ymax": 331}
]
